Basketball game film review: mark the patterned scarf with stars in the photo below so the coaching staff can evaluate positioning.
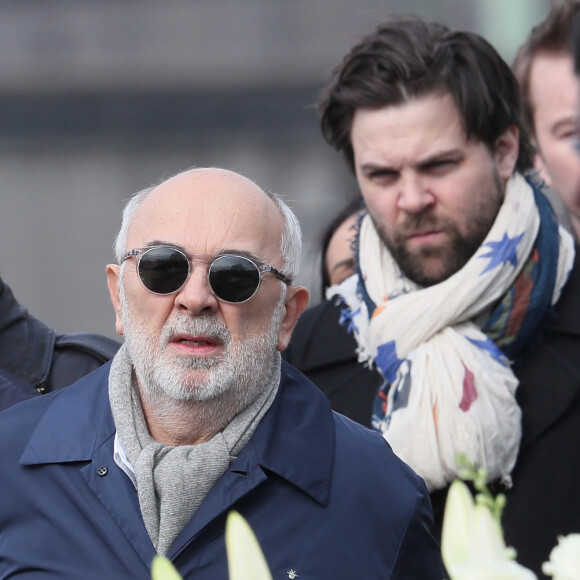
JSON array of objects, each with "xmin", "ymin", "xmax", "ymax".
[{"xmin": 328, "ymin": 173, "xmax": 575, "ymax": 491}]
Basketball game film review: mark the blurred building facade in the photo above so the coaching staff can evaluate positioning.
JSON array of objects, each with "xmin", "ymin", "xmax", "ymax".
[{"xmin": 0, "ymin": 0, "xmax": 547, "ymax": 338}]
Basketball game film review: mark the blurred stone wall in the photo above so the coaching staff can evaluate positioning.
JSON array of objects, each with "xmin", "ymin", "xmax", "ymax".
[{"xmin": 0, "ymin": 0, "xmax": 547, "ymax": 338}]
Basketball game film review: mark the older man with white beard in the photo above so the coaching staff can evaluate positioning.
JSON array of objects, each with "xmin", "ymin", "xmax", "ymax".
[{"xmin": 0, "ymin": 167, "xmax": 444, "ymax": 580}]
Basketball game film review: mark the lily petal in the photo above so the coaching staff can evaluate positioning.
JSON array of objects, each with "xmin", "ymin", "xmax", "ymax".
[
  {"xmin": 542, "ymin": 533, "xmax": 580, "ymax": 579},
  {"xmin": 442, "ymin": 480, "xmax": 475, "ymax": 569},
  {"xmin": 472, "ymin": 504, "xmax": 507, "ymax": 560},
  {"xmin": 151, "ymin": 556, "xmax": 183, "ymax": 580},
  {"xmin": 448, "ymin": 560, "xmax": 537, "ymax": 580},
  {"xmin": 226, "ymin": 511, "xmax": 272, "ymax": 580}
]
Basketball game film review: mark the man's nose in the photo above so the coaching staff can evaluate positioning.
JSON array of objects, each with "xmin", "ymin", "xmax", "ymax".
[
  {"xmin": 396, "ymin": 174, "xmax": 435, "ymax": 213},
  {"xmin": 173, "ymin": 264, "xmax": 219, "ymax": 315}
]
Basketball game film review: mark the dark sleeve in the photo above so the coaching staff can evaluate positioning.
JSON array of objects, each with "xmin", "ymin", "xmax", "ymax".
[{"xmin": 0, "ymin": 369, "xmax": 40, "ymax": 412}]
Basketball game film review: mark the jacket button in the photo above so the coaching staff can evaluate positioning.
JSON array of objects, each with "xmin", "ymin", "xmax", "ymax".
[{"xmin": 97, "ymin": 466, "xmax": 108, "ymax": 477}]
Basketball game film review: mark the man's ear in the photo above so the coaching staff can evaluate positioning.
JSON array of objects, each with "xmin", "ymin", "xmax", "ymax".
[
  {"xmin": 106, "ymin": 264, "xmax": 124, "ymax": 336},
  {"xmin": 276, "ymin": 285, "xmax": 309, "ymax": 351},
  {"xmin": 494, "ymin": 125, "xmax": 520, "ymax": 181}
]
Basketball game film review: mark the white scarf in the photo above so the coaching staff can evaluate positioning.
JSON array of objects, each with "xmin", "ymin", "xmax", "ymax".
[{"xmin": 329, "ymin": 174, "xmax": 575, "ymax": 491}]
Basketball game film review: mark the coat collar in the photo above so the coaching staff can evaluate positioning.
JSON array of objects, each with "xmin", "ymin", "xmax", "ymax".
[
  {"xmin": 242, "ymin": 361, "xmax": 335, "ymax": 505},
  {"xmin": 20, "ymin": 362, "xmax": 115, "ymax": 465},
  {"xmin": 19, "ymin": 360, "xmax": 335, "ymax": 506}
]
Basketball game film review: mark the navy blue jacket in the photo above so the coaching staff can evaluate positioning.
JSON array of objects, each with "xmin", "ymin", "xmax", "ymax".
[{"xmin": 0, "ymin": 361, "xmax": 444, "ymax": 579}]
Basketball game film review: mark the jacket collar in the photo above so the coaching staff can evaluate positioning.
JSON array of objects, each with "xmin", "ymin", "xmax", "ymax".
[
  {"xmin": 20, "ymin": 362, "xmax": 115, "ymax": 465},
  {"xmin": 241, "ymin": 361, "xmax": 335, "ymax": 505},
  {"xmin": 20, "ymin": 360, "xmax": 335, "ymax": 506}
]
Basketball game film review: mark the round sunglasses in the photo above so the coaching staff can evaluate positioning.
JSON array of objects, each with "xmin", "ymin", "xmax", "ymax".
[{"xmin": 121, "ymin": 245, "xmax": 292, "ymax": 304}]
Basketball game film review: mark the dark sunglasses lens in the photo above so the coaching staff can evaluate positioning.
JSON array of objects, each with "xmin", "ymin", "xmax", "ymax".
[
  {"xmin": 209, "ymin": 256, "xmax": 260, "ymax": 303},
  {"xmin": 138, "ymin": 248, "xmax": 189, "ymax": 294}
]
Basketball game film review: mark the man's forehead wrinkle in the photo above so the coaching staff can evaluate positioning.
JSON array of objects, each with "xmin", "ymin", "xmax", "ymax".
[{"xmin": 215, "ymin": 210, "xmax": 241, "ymax": 250}]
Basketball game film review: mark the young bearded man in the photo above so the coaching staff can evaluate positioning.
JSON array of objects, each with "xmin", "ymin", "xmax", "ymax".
[{"xmin": 310, "ymin": 16, "xmax": 580, "ymax": 578}]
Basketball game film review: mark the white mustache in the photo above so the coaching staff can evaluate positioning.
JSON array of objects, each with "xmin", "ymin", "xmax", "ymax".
[{"xmin": 160, "ymin": 314, "xmax": 231, "ymax": 347}]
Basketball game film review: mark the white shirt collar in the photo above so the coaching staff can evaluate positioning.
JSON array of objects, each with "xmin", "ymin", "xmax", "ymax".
[{"xmin": 113, "ymin": 431, "xmax": 137, "ymax": 488}]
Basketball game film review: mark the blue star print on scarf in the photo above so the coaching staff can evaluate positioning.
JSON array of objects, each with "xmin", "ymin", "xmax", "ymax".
[
  {"xmin": 376, "ymin": 340, "xmax": 404, "ymax": 383},
  {"xmin": 479, "ymin": 233, "xmax": 524, "ymax": 274}
]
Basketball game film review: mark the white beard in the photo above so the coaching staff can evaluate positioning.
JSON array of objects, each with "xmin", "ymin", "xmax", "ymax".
[{"xmin": 120, "ymin": 285, "xmax": 285, "ymax": 420}]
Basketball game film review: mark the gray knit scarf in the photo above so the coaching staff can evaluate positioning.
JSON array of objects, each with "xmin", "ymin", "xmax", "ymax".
[{"xmin": 109, "ymin": 343, "xmax": 280, "ymax": 555}]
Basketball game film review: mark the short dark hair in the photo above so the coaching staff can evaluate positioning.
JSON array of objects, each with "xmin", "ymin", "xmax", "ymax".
[
  {"xmin": 513, "ymin": 0, "xmax": 580, "ymax": 139},
  {"xmin": 319, "ymin": 17, "xmax": 534, "ymax": 174}
]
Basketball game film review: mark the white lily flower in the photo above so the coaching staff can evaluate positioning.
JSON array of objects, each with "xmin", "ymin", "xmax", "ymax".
[
  {"xmin": 447, "ymin": 560, "xmax": 539, "ymax": 580},
  {"xmin": 542, "ymin": 534, "xmax": 580, "ymax": 580},
  {"xmin": 442, "ymin": 479, "xmax": 475, "ymax": 567},
  {"xmin": 226, "ymin": 511, "xmax": 273, "ymax": 580},
  {"xmin": 150, "ymin": 512, "xmax": 272, "ymax": 580},
  {"xmin": 442, "ymin": 480, "xmax": 537, "ymax": 580},
  {"xmin": 151, "ymin": 556, "xmax": 183, "ymax": 580}
]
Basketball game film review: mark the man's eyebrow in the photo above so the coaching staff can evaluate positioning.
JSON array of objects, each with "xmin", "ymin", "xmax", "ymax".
[
  {"xmin": 145, "ymin": 240, "xmax": 184, "ymax": 251},
  {"xmin": 417, "ymin": 148, "xmax": 464, "ymax": 166},
  {"xmin": 141, "ymin": 243, "xmax": 267, "ymax": 264},
  {"xmin": 359, "ymin": 149, "xmax": 464, "ymax": 172},
  {"xmin": 359, "ymin": 162, "xmax": 397, "ymax": 173},
  {"xmin": 220, "ymin": 248, "xmax": 264, "ymax": 262}
]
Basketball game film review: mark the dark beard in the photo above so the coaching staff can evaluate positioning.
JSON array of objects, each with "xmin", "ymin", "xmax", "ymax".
[
  {"xmin": 379, "ymin": 216, "xmax": 487, "ymax": 287},
  {"xmin": 373, "ymin": 175, "xmax": 504, "ymax": 287}
]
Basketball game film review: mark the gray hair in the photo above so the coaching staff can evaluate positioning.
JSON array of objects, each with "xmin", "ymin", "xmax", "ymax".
[
  {"xmin": 263, "ymin": 189, "xmax": 302, "ymax": 281},
  {"xmin": 114, "ymin": 185, "xmax": 156, "ymax": 264},
  {"xmin": 113, "ymin": 176, "xmax": 303, "ymax": 282}
]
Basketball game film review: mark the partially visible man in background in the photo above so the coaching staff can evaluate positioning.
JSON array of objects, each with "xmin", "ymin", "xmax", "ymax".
[
  {"xmin": 513, "ymin": 0, "xmax": 580, "ymax": 239},
  {"xmin": 0, "ymin": 276, "xmax": 120, "ymax": 406},
  {"xmin": 313, "ymin": 16, "xmax": 580, "ymax": 578},
  {"xmin": 0, "ymin": 367, "xmax": 38, "ymax": 409}
]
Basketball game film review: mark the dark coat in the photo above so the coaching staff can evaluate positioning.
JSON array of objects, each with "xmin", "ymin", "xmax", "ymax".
[
  {"xmin": 0, "ymin": 360, "xmax": 445, "ymax": 580},
  {"xmin": 501, "ymin": 252, "xmax": 580, "ymax": 576},
  {"xmin": 0, "ymin": 368, "xmax": 39, "ymax": 410},
  {"xmin": 285, "ymin": 256, "xmax": 580, "ymax": 579},
  {"xmin": 0, "ymin": 276, "xmax": 120, "ymax": 396}
]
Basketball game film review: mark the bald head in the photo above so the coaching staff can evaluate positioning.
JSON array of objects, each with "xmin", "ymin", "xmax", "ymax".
[
  {"xmin": 138, "ymin": 169, "xmax": 279, "ymax": 230},
  {"xmin": 114, "ymin": 168, "xmax": 302, "ymax": 280}
]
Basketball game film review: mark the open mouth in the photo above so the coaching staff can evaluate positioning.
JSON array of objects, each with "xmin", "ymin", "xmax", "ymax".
[{"xmin": 169, "ymin": 334, "xmax": 223, "ymax": 354}]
